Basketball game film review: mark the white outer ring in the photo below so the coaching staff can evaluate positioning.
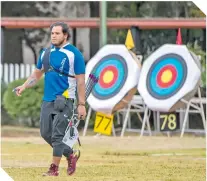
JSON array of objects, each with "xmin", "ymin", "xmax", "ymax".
[{"xmin": 138, "ymin": 44, "xmax": 201, "ymax": 112}]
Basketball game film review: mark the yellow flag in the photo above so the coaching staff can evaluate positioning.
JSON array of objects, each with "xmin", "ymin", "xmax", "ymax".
[{"xmin": 125, "ymin": 29, "xmax": 135, "ymax": 50}]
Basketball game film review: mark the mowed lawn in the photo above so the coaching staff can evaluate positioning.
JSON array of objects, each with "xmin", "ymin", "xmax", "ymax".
[{"xmin": 1, "ymin": 127, "xmax": 206, "ymax": 181}]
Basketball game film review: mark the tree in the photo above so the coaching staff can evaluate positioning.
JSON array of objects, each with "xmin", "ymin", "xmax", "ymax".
[
  {"xmin": 1, "ymin": 2, "xmax": 60, "ymax": 64},
  {"xmin": 3, "ymin": 78, "xmax": 44, "ymax": 127},
  {"xmin": 187, "ymin": 43, "xmax": 206, "ymax": 89},
  {"xmin": 106, "ymin": 2, "xmax": 205, "ymax": 58}
]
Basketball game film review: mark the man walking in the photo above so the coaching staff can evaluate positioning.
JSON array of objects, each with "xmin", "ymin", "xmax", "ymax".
[{"xmin": 14, "ymin": 22, "xmax": 86, "ymax": 176}]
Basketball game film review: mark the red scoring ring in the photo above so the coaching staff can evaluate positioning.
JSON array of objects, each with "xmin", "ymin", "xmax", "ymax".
[
  {"xmin": 157, "ymin": 65, "xmax": 177, "ymax": 88},
  {"xmin": 99, "ymin": 66, "xmax": 118, "ymax": 88}
]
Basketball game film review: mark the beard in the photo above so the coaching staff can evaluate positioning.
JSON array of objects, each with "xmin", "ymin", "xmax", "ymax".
[{"xmin": 52, "ymin": 38, "xmax": 65, "ymax": 47}]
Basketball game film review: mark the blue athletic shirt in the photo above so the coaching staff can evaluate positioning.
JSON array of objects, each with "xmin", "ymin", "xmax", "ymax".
[{"xmin": 36, "ymin": 43, "xmax": 85, "ymax": 102}]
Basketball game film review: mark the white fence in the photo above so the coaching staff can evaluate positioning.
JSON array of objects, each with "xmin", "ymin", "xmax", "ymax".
[{"xmin": 1, "ymin": 63, "xmax": 36, "ymax": 84}]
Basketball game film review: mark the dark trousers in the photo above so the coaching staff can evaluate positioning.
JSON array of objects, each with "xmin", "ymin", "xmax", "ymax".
[{"xmin": 40, "ymin": 99, "xmax": 74, "ymax": 157}]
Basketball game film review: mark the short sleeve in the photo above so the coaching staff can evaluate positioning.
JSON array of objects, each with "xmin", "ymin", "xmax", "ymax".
[
  {"xmin": 74, "ymin": 49, "xmax": 85, "ymax": 75},
  {"xmin": 36, "ymin": 49, "xmax": 46, "ymax": 70}
]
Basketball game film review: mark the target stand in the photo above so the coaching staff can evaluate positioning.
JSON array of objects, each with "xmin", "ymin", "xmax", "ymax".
[
  {"xmin": 82, "ymin": 106, "xmax": 92, "ymax": 136},
  {"xmin": 180, "ymin": 86, "xmax": 206, "ymax": 137},
  {"xmin": 117, "ymin": 95, "xmax": 152, "ymax": 137},
  {"xmin": 84, "ymin": 44, "xmax": 141, "ymax": 136},
  {"xmin": 137, "ymin": 44, "xmax": 205, "ymax": 137}
]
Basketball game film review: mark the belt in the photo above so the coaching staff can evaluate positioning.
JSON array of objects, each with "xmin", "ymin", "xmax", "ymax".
[{"xmin": 66, "ymin": 98, "xmax": 75, "ymax": 103}]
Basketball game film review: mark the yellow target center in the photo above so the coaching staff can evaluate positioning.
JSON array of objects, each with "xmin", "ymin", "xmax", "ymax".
[
  {"xmin": 161, "ymin": 70, "xmax": 172, "ymax": 83},
  {"xmin": 103, "ymin": 71, "xmax": 114, "ymax": 83}
]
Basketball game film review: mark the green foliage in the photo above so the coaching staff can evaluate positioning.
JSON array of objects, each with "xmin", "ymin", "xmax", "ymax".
[
  {"xmin": 106, "ymin": 2, "xmax": 205, "ymax": 58},
  {"xmin": 1, "ymin": 80, "xmax": 15, "ymax": 125},
  {"xmin": 1, "ymin": 80, "xmax": 7, "ymax": 105},
  {"xmin": 107, "ymin": 2, "xmax": 204, "ymax": 18},
  {"xmin": 187, "ymin": 43, "xmax": 206, "ymax": 88},
  {"xmin": 3, "ymin": 78, "xmax": 44, "ymax": 127}
]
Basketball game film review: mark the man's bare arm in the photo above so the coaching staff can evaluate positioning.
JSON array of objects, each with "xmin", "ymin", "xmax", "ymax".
[
  {"xmin": 23, "ymin": 69, "xmax": 44, "ymax": 88},
  {"xmin": 76, "ymin": 74, "xmax": 86, "ymax": 105}
]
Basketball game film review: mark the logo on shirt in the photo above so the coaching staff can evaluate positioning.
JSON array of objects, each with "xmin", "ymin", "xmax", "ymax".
[{"xmin": 59, "ymin": 58, "xmax": 66, "ymax": 76}]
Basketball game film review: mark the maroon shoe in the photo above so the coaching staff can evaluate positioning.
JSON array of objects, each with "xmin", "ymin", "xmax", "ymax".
[
  {"xmin": 42, "ymin": 163, "xmax": 59, "ymax": 176},
  {"xmin": 67, "ymin": 150, "xmax": 80, "ymax": 175}
]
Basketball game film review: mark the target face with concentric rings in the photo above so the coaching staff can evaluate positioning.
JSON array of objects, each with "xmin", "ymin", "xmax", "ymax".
[
  {"xmin": 146, "ymin": 54, "xmax": 187, "ymax": 99},
  {"xmin": 138, "ymin": 44, "xmax": 201, "ymax": 112},
  {"xmin": 91, "ymin": 54, "xmax": 128, "ymax": 100},
  {"xmin": 86, "ymin": 44, "xmax": 141, "ymax": 113}
]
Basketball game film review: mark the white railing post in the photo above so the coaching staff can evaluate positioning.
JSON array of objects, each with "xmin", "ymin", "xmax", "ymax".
[
  {"xmin": 31, "ymin": 64, "xmax": 36, "ymax": 73},
  {"xmin": 1, "ymin": 63, "xmax": 38, "ymax": 83},
  {"xmin": 9, "ymin": 64, "xmax": 14, "ymax": 83},
  {"xmin": 0, "ymin": 64, "xmax": 3, "ymax": 81},
  {"xmin": 14, "ymin": 64, "xmax": 20, "ymax": 80},
  {"xmin": 20, "ymin": 64, "xmax": 25, "ymax": 79},
  {"xmin": 25, "ymin": 64, "xmax": 31, "ymax": 77},
  {"xmin": 3, "ymin": 63, "xmax": 9, "ymax": 84}
]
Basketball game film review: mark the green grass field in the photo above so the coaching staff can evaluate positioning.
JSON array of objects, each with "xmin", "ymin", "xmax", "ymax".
[{"xmin": 1, "ymin": 126, "xmax": 206, "ymax": 181}]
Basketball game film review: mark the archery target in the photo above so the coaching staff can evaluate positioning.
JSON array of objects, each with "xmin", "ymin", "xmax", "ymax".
[
  {"xmin": 138, "ymin": 44, "xmax": 201, "ymax": 112},
  {"xmin": 86, "ymin": 45, "xmax": 141, "ymax": 114},
  {"xmin": 91, "ymin": 54, "xmax": 128, "ymax": 100},
  {"xmin": 147, "ymin": 53, "xmax": 187, "ymax": 99}
]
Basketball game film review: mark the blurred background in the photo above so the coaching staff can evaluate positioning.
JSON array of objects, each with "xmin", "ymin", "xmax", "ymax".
[
  {"xmin": 1, "ymin": 1, "xmax": 206, "ymax": 64},
  {"xmin": 1, "ymin": 2, "xmax": 206, "ymax": 180},
  {"xmin": 0, "ymin": 1, "xmax": 206, "ymax": 133}
]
